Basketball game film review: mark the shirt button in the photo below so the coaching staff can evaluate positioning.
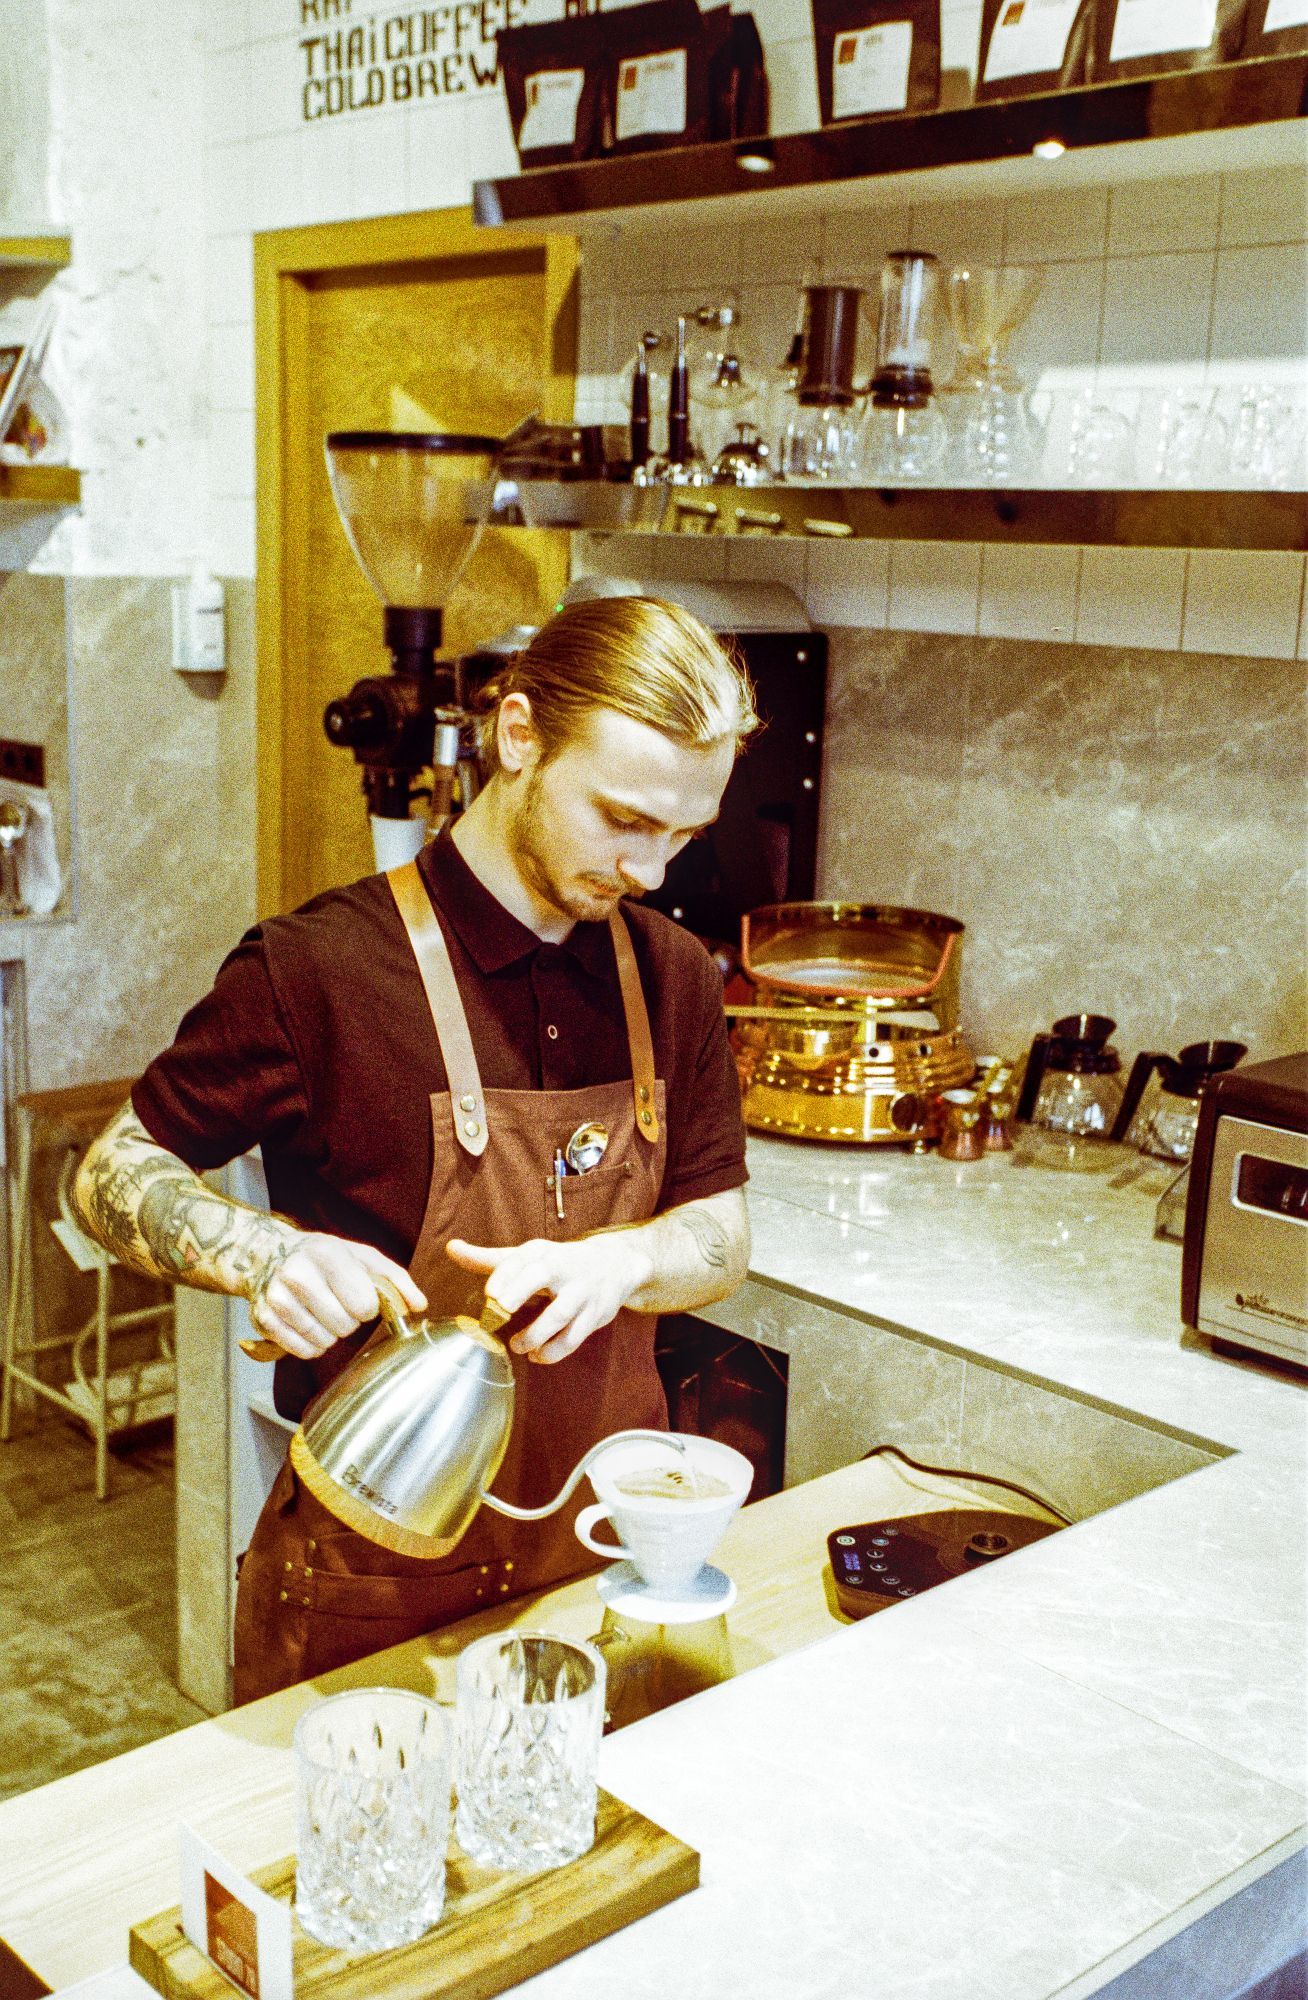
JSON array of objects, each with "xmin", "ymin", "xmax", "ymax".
[{"xmin": 546, "ymin": 1024, "xmax": 559, "ymax": 1040}]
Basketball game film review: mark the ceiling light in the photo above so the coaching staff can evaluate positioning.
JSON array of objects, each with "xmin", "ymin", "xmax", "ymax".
[{"xmin": 1033, "ymin": 138, "xmax": 1067, "ymax": 160}]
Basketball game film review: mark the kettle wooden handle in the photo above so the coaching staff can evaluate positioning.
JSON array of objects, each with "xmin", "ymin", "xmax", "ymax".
[{"xmin": 239, "ymin": 1336, "xmax": 284, "ymax": 1362}]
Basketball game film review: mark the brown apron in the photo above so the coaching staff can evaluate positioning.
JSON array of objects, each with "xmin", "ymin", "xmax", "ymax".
[{"xmin": 232, "ymin": 862, "xmax": 668, "ymax": 1705}]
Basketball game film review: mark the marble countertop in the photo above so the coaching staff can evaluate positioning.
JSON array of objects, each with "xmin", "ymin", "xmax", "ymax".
[
  {"xmin": 2, "ymin": 1138, "xmax": 1303, "ymax": 2000},
  {"xmin": 554, "ymin": 1137, "xmax": 1307, "ymax": 2000}
]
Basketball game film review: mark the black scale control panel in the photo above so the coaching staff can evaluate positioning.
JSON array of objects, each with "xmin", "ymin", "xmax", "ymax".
[{"xmin": 827, "ymin": 1509, "xmax": 1060, "ymax": 1619}]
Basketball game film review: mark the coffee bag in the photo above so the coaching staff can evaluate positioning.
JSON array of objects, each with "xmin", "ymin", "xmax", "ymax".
[
  {"xmin": 602, "ymin": 0, "xmax": 716, "ymax": 154},
  {"xmin": 810, "ymin": 0, "xmax": 942, "ymax": 123},
  {"xmin": 976, "ymin": 0, "xmax": 1095, "ymax": 100},
  {"xmin": 1088, "ymin": 0, "xmax": 1249, "ymax": 82},
  {"xmin": 1242, "ymin": 0, "xmax": 1308, "ymax": 53},
  {"xmin": 499, "ymin": 12, "xmax": 608, "ymax": 169}
]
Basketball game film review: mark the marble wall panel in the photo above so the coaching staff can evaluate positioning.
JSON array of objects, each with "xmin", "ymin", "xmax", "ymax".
[
  {"xmin": 702, "ymin": 1277, "xmax": 962, "ymax": 1484},
  {"xmin": 956, "ymin": 1359, "xmax": 1216, "ymax": 1524},
  {"xmin": 3, "ymin": 574, "xmax": 257, "ymax": 1367},
  {"xmin": 818, "ymin": 628, "xmax": 1308, "ymax": 1060},
  {"xmin": 9, "ymin": 574, "xmax": 258, "ymax": 1094}
]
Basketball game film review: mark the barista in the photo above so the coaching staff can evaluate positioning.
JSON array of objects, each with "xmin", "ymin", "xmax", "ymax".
[{"xmin": 74, "ymin": 596, "xmax": 755, "ymax": 1702}]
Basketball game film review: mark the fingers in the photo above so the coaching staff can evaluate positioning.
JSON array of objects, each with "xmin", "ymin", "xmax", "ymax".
[
  {"xmin": 349, "ymin": 1241, "xmax": 427, "ymax": 1313},
  {"xmin": 246, "ymin": 1234, "xmax": 426, "ymax": 1360},
  {"xmin": 449, "ymin": 1241, "xmax": 557, "ymax": 1320},
  {"xmin": 249, "ymin": 1282, "xmax": 338, "ymax": 1360},
  {"xmin": 528, "ymin": 1308, "xmax": 608, "ymax": 1366},
  {"xmin": 508, "ymin": 1284, "xmax": 587, "ymax": 1356},
  {"xmin": 445, "ymin": 1239, "xmax": 499, "ymax": 1275}
]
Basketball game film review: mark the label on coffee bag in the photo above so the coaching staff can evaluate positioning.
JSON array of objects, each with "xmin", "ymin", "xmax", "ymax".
[
  {"xmin": 1109, "ymin": 0, "xmax": 1219, "ymax": 60},
  {"xmin": 519, "ymin": 67, "xmax": 585, "ymax": 150},
  {"xmin": 615, "ymin": 47, "xmax": 688, "ymax": 140},
  {"xmin": 832, "ymin": 20, "xmax": 914, "ymax": 116},
  {"xmin": 1265, "ymin": 0, "xmax": 1308, "ymax": 27},
  {"xmin": 983, "ymin": 0, "xmax": 1083, "ymax": 79}
]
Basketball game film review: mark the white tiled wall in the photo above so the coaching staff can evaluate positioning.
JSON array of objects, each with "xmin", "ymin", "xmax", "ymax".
[
  {"xmin": 571, "ymin": 157, "xmax": 1308, "ymax": 660},
  {"xmin": 13, "ymin": 0, "xmax": 1307, "ymax": 644}
]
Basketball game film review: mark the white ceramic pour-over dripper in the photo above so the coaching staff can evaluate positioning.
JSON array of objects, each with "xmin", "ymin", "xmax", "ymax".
[{"xmin": 574, "ymin": 1434, "xmax": 753, "ymax": 1608}]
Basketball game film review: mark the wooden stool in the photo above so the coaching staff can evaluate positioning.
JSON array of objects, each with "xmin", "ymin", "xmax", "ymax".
[{"xmin": 1, "ymin": 1078, "xmax": 175, "ymax": 1500}]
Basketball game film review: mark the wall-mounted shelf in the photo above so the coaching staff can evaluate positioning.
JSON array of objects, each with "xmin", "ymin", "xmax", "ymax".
[
  {"xmin": 0, "ymin": 235, "xmax": 71, "ymax": 271},
  {"xmin": 0, "ymin": 465, "xmax": 81, "ymax": 509},
  {"xmin": 481, "ymin": 480, "xmax": 1308, "ymax": 552},
  {"xmin": 474, "ymin": 54, "xmax": 1307, "ymax": 231}
]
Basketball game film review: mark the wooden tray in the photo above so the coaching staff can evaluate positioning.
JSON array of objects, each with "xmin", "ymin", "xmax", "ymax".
[{"xmin": 128, "ymin": 1789, "xmax": 698, "ymax": 2000}]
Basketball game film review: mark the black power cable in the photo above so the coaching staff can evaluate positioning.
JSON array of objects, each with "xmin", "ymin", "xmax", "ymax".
[{"xmin": 861, "ymin": 1442, "xmax": 1073, "ymax": 1526}]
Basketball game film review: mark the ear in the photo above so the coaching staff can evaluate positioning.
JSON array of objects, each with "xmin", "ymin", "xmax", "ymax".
[{"xmin": 495, "ymin": 692, "xmax": 542, "ymax": 777}]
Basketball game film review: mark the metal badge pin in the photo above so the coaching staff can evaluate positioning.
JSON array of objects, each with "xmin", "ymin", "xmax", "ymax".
[{"xmin": 564, "ymin": 1122, "xmax": 609, "ymax": 1174}]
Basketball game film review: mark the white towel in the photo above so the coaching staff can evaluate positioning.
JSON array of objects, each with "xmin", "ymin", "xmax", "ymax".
[{"xmin": 0, "ymin": 777, "xmax": 63, "ymax": 916}]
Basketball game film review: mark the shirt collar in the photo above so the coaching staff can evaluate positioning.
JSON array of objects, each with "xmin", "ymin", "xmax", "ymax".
[{"xmin": 417, "ymin": 829, "xmax": 614, "ymax": 978}]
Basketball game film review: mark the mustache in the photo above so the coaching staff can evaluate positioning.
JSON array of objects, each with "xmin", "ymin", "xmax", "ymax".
[{"xmin": 586, "ymin": 878, "xmax": 644, "ymax": 900}]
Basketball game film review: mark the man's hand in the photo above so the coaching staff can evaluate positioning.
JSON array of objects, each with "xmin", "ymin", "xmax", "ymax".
[
  {"xmin": 446, "ymin": 1188, "xmax": 750, "ymax": 1367},
  {"xmin": 446, "ymin": 1233, "xmax": 654, "ymax": 1366},
  {"xmin": 248, "ymin": 1235, "xmax": 426, "ymax": 1361}
]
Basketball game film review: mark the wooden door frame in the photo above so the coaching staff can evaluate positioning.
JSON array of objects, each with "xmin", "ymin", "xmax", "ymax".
[{"xmin": 252, "ymin": 207, "xmax": 578, "ymax": 917}]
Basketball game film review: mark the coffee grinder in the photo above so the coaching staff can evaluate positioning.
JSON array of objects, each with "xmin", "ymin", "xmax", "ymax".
[{"xmin": 321, "ymin": 431, "xmax": 499, "ymax": 870}]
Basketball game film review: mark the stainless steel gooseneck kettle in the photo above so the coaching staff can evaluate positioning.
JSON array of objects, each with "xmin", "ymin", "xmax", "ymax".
[{"xmin": 246, "ymin": 1280, "xmax": 676, "ymax": 1560}]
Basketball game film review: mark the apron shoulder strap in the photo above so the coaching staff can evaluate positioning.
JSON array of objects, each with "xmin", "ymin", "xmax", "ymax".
[
  {"xmin": 387, "ymin": 861, "xmax": 488, "ymax": 1158},
  {"xmin": 608, "ymin": 909, "xmax": 660, "ymax": 1145}
]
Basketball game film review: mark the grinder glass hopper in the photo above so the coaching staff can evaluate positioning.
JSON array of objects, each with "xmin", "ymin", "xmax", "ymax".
[{"xmin": 322, "ymin": 430, "xmax": 499, "ymax": 859}]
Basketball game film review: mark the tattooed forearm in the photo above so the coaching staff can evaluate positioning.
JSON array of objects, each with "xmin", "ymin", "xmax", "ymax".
[
  {"xmin": 671, "ymin": 1205, "xmax": 731, "ymax": 1270},
  {"xmin": 615, "ymin": 1188, "xmax": 750, "ymax": 1315},
  {"xmin": 73, "ymin": 1102, "xmax": 302, "ymax": 1300}
]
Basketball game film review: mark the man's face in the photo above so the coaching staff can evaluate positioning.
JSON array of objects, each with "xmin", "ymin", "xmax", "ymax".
[{"xmin": 507, "ymin": 705, "xmax": 735, "ymax": 926}]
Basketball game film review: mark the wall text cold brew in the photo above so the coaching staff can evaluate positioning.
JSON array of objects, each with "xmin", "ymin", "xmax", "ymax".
[{"xmin": 299, "ymin": 1, "xmax": 526, "ymax": 119}]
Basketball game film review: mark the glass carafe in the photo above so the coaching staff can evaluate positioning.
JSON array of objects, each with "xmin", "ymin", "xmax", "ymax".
[
  {"xmin": 1014, "ymin": 1013, "xmax": 1124, "ymax": 1171},
  {"xmin": 865, "ymin": 252, "xmax": 948, "ymax": 482},
  {"xmin": 1112, "ymin": 1040, "xmax": 1248, "ymax": 1162},
  {"xmin": 941, "ymin": 264, "xmax": 1045, "ymax": 485}
]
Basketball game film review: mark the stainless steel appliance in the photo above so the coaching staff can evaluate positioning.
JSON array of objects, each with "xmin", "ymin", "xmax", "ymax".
[
  {"xmin": 1182, "ymin": 1052, "xmax": 1308, "ymax": 1368},
  {"xmin": 321, "ymin": 430, "xmax": 498, "ymax": 862}
]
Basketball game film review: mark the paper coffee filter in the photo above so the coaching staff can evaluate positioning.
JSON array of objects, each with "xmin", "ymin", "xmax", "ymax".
[{"xmin": 587, "ymin": 1431, "xmax": 752, "ymax": 1505}]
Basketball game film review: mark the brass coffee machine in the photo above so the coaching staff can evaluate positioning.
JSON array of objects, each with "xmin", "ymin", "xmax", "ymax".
[{"xmin": 727, "ymin": 901, "xmax": 974, "ymax": 1145}]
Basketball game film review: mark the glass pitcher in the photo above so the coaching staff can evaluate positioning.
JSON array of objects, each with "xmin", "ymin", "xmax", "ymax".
[
  {"xmin": 1111, "ymin": 1039, "xmax": 1248, "ymax": 1162},
  {"xmin": 1014, "ymin": 1013, "xmax": 1124, "ymax": 1170}
]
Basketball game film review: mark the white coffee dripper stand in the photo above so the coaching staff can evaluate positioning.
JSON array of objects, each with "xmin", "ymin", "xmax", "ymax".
[{"xmin": 574, "ymin": 1434, "xmax": 753, "ymax": 1729}]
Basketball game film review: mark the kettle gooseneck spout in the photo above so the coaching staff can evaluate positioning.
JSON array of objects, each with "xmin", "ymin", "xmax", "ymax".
[{"xmin": 480, "ymin": 1430, "xmax": 686, "ymax": 1523}]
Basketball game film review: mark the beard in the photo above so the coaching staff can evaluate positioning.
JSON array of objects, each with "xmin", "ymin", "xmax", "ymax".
[{"xmin": 510, "ymin": 768, "xmax": 637, "ymax": 924}]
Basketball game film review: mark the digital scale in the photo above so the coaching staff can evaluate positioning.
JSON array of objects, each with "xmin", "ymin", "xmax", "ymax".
[{"xmin": 826, "ymin": 1508, "xmax": 1060, "ymax": 1618}]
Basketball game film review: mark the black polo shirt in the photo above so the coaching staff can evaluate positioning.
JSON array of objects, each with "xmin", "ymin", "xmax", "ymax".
[{"xmin": 132, "ymin": 830, "xmax": 748, "ymax": 1264}]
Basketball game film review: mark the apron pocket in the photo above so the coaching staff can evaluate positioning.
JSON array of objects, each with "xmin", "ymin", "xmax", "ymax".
[{"xmin": 298, "ymin": 1560, "xmax": 519, "ymax": 1679}]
